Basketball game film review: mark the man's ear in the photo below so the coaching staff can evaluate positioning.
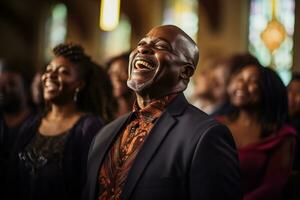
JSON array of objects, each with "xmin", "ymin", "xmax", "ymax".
[{"xmin": 180, "ymin": 65, "xmax": 194, "ymax": 80}]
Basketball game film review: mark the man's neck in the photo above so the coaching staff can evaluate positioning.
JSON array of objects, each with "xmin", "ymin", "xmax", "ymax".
[{"xmin": 136, "ymin": 94, "xmax": 152, "ymax": 109}]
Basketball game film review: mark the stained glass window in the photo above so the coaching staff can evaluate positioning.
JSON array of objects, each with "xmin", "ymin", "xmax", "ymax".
[
  {"xmin": 101, "ymin": 14, "xmax": 131, "ymax": 61},
  {"xmin": 249, "ymin": 0, "xmax": 295, "ymax": 84},
  {"xmin": 162, "ymin": 0, "xmax": 199, "ymax": 42},
  {"xmin": 162, "ymin": 0, "xmax": 199, "ymax": 99},
  {"xmin": 44, "ymin": 3, "xmax": 68, "ymax": 61}
]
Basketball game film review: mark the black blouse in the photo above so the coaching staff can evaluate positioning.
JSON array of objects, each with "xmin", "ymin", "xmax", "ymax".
[
  {"xmin": 8, "ymin": 114, "xmax": 104, "ymax": 200},
  {"xmin": 18, "ymin": 131, "xmax": 68, "ymax": 200}
]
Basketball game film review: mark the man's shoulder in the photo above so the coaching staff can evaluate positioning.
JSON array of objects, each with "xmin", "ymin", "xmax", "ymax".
[
  {"xmin": 180, "ymin": 103, "xmax": 229, "ymax": 134},
  {"xmin": 183, "ymin": 103, "xmax": 216, "ymax": 122}
]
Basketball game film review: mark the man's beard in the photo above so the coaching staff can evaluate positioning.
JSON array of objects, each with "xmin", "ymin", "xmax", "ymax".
[{"xmin": 127, "ymin": 78, "xmax": 154, "ymax": 95}]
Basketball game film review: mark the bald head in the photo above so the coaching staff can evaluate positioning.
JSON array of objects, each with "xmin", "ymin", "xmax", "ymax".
[
  {"xmin": 128, "ymin": 24, "xmax": 199, "ymax": 98},
  {"xmin": 147, "ymin": 25, "xmax": 199, "ymax": 69}
]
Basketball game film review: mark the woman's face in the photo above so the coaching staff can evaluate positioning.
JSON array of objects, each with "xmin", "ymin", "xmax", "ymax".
[
  {"xmin": 41, "ymin": 56, "xmax": 84, "ymax": 104},
  {"xmin": 108, "ymin": 59, "xmax": 130, "ymax": 98},
  {"xmin": 228, "ymin": 65, "xmax": 261, "ymax": 108},
  {"xmin": 194, "ymin": 69, "xmax": 213, "ymax": 99}
]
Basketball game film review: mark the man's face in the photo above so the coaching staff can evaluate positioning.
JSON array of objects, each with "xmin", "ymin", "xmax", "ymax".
[
  {"xmin": 0, "ymin": 72, "xmax": 26, "ymax": 113},
  {"xmin": 127, "ymin": 26, "xmax": 196, "ymax": 98},
  {"xmin": 210, "ymin": 65, "xmax": 230, "ymax": 101}
]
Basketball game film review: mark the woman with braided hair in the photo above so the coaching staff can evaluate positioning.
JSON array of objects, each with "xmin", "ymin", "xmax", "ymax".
[{"xmin": 7, "ymin": 43, "xmax": 111, "ymax": 200}]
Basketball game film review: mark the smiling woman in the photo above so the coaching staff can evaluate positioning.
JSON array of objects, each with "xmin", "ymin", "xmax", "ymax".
[
  {"xmin": 6, "ymin": 43, "xmax": 114, "ymax": 200},
  {"xmin": 217, "ymin": 63, "xmax": 296, "ymax": 200}
]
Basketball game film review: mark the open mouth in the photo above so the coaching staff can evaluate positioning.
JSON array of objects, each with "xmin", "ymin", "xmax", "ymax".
[
  {"xmin": 234, "ymin": 89, "xmax": 246, "ymax": 97},
  {"xmin": 44, "ymin": 80, "xmax": 59, "ymax": 91},
  {"xmin": 134, "ymin": 60, "xmax": 155, "ymax": 71}
]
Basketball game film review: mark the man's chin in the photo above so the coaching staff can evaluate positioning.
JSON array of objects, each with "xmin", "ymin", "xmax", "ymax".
[{"xmin": 127, "ymin": 79, "xmax": 153, "ymax": 95}]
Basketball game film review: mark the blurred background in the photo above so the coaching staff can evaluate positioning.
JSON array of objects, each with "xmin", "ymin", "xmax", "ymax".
[{"xmin": 0, "ymin": 0, "xmax": 299, "ymax": 84}]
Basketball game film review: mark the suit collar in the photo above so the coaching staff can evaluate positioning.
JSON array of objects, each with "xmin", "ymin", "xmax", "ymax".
[
  {"xmin": 121, "ymin": 93, "xmax": 188, "ymax": 200},
  {"xmin": 166, "ymin": 93, "xmax": 188, "ymax": 116},
  {"xmin": 87, "ymin": 93, "xmax": 189, "ymax": 200},
  {"xmin": 87, "ymin": 113, "xmax": 132, "ymax": 200}
]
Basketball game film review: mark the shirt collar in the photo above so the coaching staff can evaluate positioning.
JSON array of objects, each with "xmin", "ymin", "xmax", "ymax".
[{"xmin": 132, "ymin": 94, "xmax": 178, "ymax": 122}]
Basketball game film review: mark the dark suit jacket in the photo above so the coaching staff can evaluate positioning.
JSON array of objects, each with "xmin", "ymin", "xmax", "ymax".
[{"xmin": 84, "ymin": 94, "xmax": 241, "ymax": 200}]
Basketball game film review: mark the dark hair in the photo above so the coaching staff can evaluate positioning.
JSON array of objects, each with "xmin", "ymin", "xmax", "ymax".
[
  {"xmin": 228, "ymin": 53, "xmax": 261, "ymax": 75},
  {"xmin": 52, "ymin": 43, "xmax": 117, "ymax": 122},
  {"xmin": 90, "ymin": 61, "xmax": 118, "ymax": 122},
  {"xmin": 105, "ymin": 52, "xmax": 130, "ymax": 71},
  {"xmin": 0, "ymin": 59, "xmax": 34, "ymax": 108},
  {"xmin": 229, "ymin": 64, "xmax": 288, "ymax": 137},
  {"xmin": 0, "ymin": 59, "xmax": 33, "ymax": 93},
  {"xmin": 290, "ymin": 72, "xmax": 300, "ymax": 83},
  {"xmin": 260, "ymin": 67, "xmax": 288, "ymax": 137}
]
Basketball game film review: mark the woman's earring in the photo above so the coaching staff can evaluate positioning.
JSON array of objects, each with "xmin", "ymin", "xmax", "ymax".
[{"xmin": 74, "ymin": 88, "xmax": 80, "ymax": 102}]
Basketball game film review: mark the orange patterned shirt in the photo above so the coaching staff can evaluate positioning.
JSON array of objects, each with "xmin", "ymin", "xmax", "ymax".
[{"xmin": 98, "ymin": 94, "xmax": 177, "ymax": 200}]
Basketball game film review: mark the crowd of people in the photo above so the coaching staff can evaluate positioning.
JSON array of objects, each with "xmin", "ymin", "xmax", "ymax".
[
  {"xmin": 0, "ymin": 24, "xmax": 300, "ymax": 200},
  {"xmin": 190, "ymin": 53, "xmax": 300, "ymax": 200}
]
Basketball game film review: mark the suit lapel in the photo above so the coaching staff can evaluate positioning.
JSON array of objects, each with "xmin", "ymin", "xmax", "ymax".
[
  {"xmin": 87, "ymin": 113, "xmax": 132, "ymax": 200},
  {"xmin": 121, "ymin": 94, "xmax": 188, "ymax": 200}
]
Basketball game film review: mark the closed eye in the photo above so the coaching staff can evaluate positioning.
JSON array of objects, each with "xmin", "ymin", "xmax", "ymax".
[
  {"xmin": 58, "ymin": 67, "xmax": 70, "ymax": 75},
  {"xmin": 155, "ymin": 44, "xmax": 170, "ymax": 50},
  {"xmin": 138, "ymin": 41, "xmax": 147, "ymax": 46},
  {"xmin": 154, "ymin": 40, "xmax": 172, "ymax": 51}
]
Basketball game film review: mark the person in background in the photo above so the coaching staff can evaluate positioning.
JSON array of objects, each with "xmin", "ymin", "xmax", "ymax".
[
  {"xmin": 92, "ymin": 60, "xmax": 118, "ymax": 122},
  {"xmin": 83, "ymin": 25, "xmax": 241, "ymax": 200},
  {"xmin": 31, "ymin": 71, "xmax": 44, "ymax": 112},
  {"xmin": 192, "ymin": 57, "xmax": 232, "ymax": 116},
  {"xmin": 192, "ymin": 53, "xmax": 260, "ymax": 117},
  {"xmin": 218, "ymin": 64, "xmax": 296, "ymax": 200},
  {"xmin": 106, "ymin": 52, "xmax": 135, "ymax": 117},
  {"xmin": 287, "ymin": 72, "xmax": 300, "ymax": 170},
  {"xmin": 0, "ymin": 60, "xmax": 34, "ymax": 197},
  {"xmin": 284, "ymin": 71, "xmax": 300, "ymax": 200},
  {"xmin": 8, "ymin": 43, "xmax": 106, "ymax": 200}
]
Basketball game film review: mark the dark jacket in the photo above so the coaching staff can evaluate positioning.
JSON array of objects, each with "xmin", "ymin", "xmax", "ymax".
[
  {"xmin": 8, "ymin": 113, "xmax": 104, "ymax": 200},
  {"xmin": 84, "ymin": 94, "xmax": 241, "ymax": 200}
]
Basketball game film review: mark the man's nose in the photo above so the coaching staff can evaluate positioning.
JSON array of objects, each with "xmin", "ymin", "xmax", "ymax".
[{"xmin": 137, "ymin": 45, "xmax": 154, "ymax": 54}]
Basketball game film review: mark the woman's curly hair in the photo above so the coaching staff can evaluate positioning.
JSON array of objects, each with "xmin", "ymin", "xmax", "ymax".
[{"xmin": 52, "ymin": 43, "xmax": 117, "ymax": 122}]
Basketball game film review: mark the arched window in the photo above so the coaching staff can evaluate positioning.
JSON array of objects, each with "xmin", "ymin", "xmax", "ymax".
[
  {"xmin": 101, "ymin": 14, "xmax": 131, "ymax": 60},
  {"xmin": 162, "ymin": 0, "xmax": 199, "ymax": 99},
  {"xmin": 249, "ymin": 0, "xmax": 295, "ymax": 84},
  {"xmin": 162, "ymin": 0, "xmax": 199, "ymax": 42},
  {"xmin": 44, "ymin": 3, "xmax": 68, "ymax": 61}
]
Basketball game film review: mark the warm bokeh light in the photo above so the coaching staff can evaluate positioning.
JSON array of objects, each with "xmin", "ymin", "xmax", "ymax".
[
  {"xmin": 249, "ymin": 0, "xmax": 295, "ymax": 84},
  {"xmin": 163, "ymin": 0, "xmax": 198, "ymax": 42},
  {"xmin": 99, "ymin": 0, "xmax": 120, "ymax": 31},
  {"xmin": 261, "ymin": 19, "xmax": 286, "ymax": 53}
]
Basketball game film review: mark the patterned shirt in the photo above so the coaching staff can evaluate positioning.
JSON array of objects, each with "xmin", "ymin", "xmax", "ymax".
[{"xmin": 98, "ymin": 94, "xmax": 177, "ymax": 200}]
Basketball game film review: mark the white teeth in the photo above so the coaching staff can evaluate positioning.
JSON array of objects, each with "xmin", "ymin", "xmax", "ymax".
[
  {"xmin": 45, "ymin": 81, "xmax": 58, "ymax": 90},
  {"xmin": 135, "ymin": 60, "xmax": 154, "ymax": 70},
  {"xmin": 235, "ymin": 90, "xmax": 245, "ymax": 97}
]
